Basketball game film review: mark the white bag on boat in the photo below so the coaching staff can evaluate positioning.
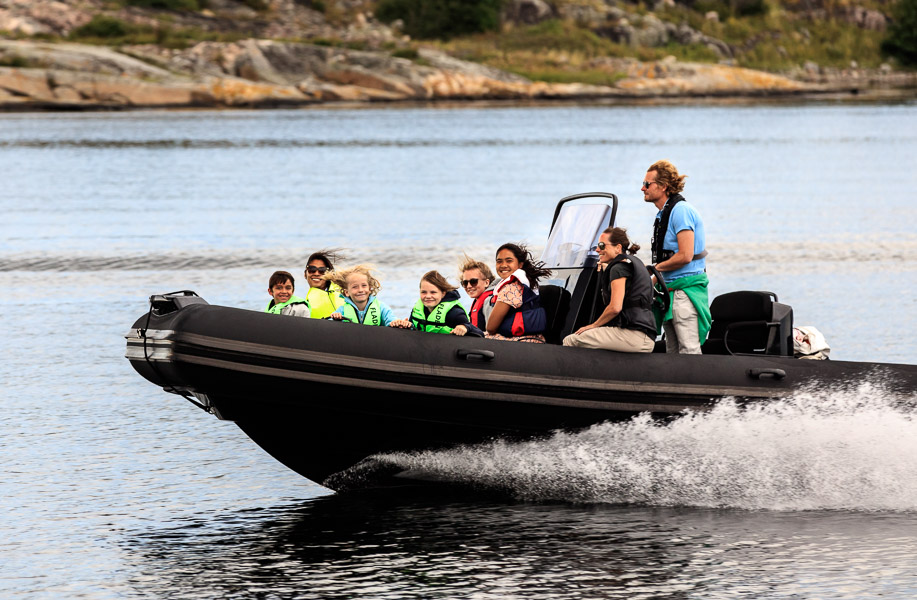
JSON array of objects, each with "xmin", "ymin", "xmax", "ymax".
[{"xmin": 793, "ymin": 326, "xmax": 830, "ymax": 360}]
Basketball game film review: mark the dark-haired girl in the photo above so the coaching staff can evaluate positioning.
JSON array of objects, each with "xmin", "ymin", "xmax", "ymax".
[
  {"xmin": 485, "ymin": 243, "xmax": 551, "ymax": 343},
  {"xmin": 391, "ymin": 270, "xmax": 470, "ymax": 334},
  {"xmin": 303, "ymin": 249, "xmax": 346, "ymax": 319}
]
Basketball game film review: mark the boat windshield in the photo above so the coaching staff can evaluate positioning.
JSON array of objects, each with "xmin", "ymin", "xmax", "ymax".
[{"xmin": 540, "ymin": 203, "xmax": 612, "ymax": 268}]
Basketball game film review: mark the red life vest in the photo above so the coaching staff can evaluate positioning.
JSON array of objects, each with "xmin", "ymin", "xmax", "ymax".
[
  {"xmin": 488, "ymin": 276, "xmax": 547, "ymax": 337},
  {"xmin": 470, "ymin": 290, "xmax": 494, "ymax": 329}
]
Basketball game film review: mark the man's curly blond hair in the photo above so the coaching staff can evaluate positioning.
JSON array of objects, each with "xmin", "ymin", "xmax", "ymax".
[{"xmin": 648, "ymin": 159, "xmax": 687, "ymax": 195}]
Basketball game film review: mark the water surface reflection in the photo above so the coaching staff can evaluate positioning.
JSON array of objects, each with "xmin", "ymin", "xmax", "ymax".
[
  {"xmin": 123, "ymin": 490, "xmax": 917, "ymax": 599},
  {"xmin": 125, "ymin": 490, "xmax": 695, "ymax": 599}
]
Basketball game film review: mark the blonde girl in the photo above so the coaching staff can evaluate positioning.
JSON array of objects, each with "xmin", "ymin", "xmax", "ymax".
[{"xmin": 327, "ymin": 265, "xmax": 395, "ymax": 326}]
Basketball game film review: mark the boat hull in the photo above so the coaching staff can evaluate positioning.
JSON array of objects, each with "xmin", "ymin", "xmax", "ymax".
[{"xmin": 127, "ymin": 302, "xmax": 917, "ymax": 488}]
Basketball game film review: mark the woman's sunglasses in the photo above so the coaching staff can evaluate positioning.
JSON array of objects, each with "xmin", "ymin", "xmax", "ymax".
[
  {"xmin": 461, "ymin": 278, "xmax": 482, "ymax": 287},
  {"xmin": 306, "ymin": 266, "xmax": 330, "ymax": 274},
  {"xmin": 593, "ymin": 242, "xmax": 607, "ymax": 251}
]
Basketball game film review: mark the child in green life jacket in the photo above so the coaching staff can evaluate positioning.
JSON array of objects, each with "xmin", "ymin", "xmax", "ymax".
[
  {"xmin": 264, "ymin": 270, "xmax": 310, "ymax": 317},
  {"xmin": 390, "ymin": 270, "xmax": 470, "ymax": 334},
  {"xmin": 328, "ymin": 265, "xmax": 395, "ymax": 326}
]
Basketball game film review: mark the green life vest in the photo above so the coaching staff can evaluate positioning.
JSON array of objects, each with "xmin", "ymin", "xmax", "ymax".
[
  {"xmin": 410, "ymin": 298, "xmax": 466, "ymax": 334},
  {"xmin": 338, "ymin": 298, "xmax": 384, "ymax": 326},
  {"xmin": 265, "ymin": 295, "xmax": 309, "ymax": 315},
  {"xmin": 306, "ymin": 283, "xmax": 345, "ymax": 320}
]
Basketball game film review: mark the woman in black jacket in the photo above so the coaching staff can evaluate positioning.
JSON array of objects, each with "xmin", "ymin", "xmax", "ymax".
[{"xmin": 562, "ymin": 227, "xmax": 657, "ymax": 353}]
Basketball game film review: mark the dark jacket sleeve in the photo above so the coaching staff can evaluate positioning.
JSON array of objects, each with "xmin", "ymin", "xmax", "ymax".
[
  {"xmin": 462, "ymin": 323, "xmax": 486, "ymax": 337},
  {"xmin": 446, "ymin": 305, "xmax": 470, "ymax": 328}
]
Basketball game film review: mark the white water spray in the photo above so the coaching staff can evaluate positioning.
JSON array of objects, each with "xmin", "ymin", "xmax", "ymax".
[{"xmin": 378, "ymin": 380, "xmax": 917, "ymax": 511}]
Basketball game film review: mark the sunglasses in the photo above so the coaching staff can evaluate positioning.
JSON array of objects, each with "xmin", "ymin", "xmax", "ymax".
[
  {"xmin": 461, "ymin": 278, "xmax": 483, "ymax": 287},
  {"xmin": 642, "ymin": 180, "xmax": 659, "ymax": 189},
  {"xmin": 593, "ymin": 241, "xmax": 607, "ymax": 251},
  {"xmin": 306, "ymin": 266, "xmax": 330, "ymax": 274}
]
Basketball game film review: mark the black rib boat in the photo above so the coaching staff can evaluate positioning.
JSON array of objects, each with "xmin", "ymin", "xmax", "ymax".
[{"xmin": 125, "ymin": 193, "xmax": 917, "ymax": 490}]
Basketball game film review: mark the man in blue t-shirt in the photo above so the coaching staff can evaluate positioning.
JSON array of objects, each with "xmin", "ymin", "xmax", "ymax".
[{"xmin": 643, "ymin": 160, "xmax": 711, "ymax": 354}]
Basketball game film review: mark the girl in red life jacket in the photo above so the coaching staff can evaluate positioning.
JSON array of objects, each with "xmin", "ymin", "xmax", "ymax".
[
  {"xmin": 485, "ymin": 243, "xmax": 552, "ymax": 344},
  {"xmin": 452, "ymin": 255, "xmax": 496, "ymax": 337}
]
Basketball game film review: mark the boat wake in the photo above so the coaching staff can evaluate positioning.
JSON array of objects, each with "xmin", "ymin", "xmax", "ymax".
[{"xmin": 373, "ymin": 380, "xmax": 917, "ymax": 511}]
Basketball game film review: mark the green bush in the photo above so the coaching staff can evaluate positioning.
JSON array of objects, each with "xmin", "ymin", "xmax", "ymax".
[
  {"xmin": 731, "ymin": 0, "xmax": 766, "ymax": 17},
  {"xmin": 0, "ymin": 54, "xmax": 29, "ymax": 67},
  {"xmin": 126, "ymin": 0, "xmax": 201, "ymax": 10},
  {"xmin": 376, "ymin": 0, "xmax": 503, "ymax": 39},
  {"xmin": 882, "ymin": 0, "xmax": 917, "ymax": 66},
  {"xmin": 69, "ymin": 16, "xmax": 245, "ymax": 48},
  {"xmin": 293, "ymin": 0, "xmax": 324, "ymax": 9},
  {"xmin": 239, "ymin": 0, "xmax": 268, "ymax": 10},
  {"xmin": 391, "ymin": 47, "xmax": 419, "ymax": 59},
  {"xmin": 498, "ymin": 20, "xmax": 617, "ymax": 55},
  {"xmin": 70, "ymin": 15, "xmax": 132, "ymax": 38},
  {"xmin": 691, "ymin": 0, "xmax": 730, "ymax": 21}
]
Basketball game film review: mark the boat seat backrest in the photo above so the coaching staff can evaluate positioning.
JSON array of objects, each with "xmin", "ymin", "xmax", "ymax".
[
  {"xmin": 703, "ymin": 290, "xmax": 794, "ymax": 356},
  {"xmin": 538, "ymin": 284, "xmax": 571, "ymax": 345}
]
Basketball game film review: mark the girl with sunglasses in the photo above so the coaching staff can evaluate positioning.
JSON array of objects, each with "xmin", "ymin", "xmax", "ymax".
[
  {"xmin": 562, "ymin": 227, "xmax": 656, "ymax": 353},
  {"xmin": 390, "ymin": 271, "xmax": 470, "ymax": 334},
  {"xmin": 452, "ymin": 256, "xmax": 496, "ymax": 337},
  {"xmin": 303, "ymin": 249, "xmax": 346, "ymax": 319}
]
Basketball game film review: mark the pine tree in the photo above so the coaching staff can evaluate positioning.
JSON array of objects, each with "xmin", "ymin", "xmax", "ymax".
[
  {"xmin": 376, "ymin": 0, "xmax": 503, "ymax": 40},
  {"xmin": 882, "ymin": 0, "xmax": 917, "ymax": 66}
]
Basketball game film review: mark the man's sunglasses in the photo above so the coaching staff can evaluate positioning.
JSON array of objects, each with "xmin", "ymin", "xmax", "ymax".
[
  {"xmin": 461, "ymin": 278, "xmax": 483, "ymax": 287},
  {"xmin": 642, "ymin": 180, "xmax": 659, "ymax": 189},
  {"xmin": 306, "ymin": 266, "xmax": 330, "ymax": 274}
]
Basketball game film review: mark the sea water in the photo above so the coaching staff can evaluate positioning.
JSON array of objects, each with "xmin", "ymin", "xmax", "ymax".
[{"xmin": 2, "ymin": 101, "xmax": 917, "ymax": 598}]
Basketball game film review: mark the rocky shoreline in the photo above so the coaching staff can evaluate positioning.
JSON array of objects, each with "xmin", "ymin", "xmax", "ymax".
[
  {"xmin": 2, "ymin": 0, "xmax": 916, "ymax": 110},
  {"xmin": 1, "ymin": 38, "xmax": 915, "ymax": 111}
]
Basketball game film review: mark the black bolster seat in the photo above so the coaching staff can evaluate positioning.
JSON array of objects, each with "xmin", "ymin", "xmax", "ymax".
[
  {"xmin": 537, "ymin": 284, "xmax": 571, "ymax": 345},
  {"xmin": 702, "ymin": 291, "xmax": 794, "ymax": 356}
]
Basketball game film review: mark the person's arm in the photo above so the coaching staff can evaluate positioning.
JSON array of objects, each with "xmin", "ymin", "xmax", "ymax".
[
  {"xmin": 573, "ymin": 278, "xmax": 626, "ymax": 334},
  {"xmin": 486, "ymin": 300, "xmax": 511, "ymax": 334},
  {"xmin": 389, "ymin": 308, "xmax": 414, "ymax": 328},
  {"xmin": 446, "ymin": 305, "xmax": 469, "ymax": 327},
  {"xmin": 379, "ymin": 303, "xmax": 397, "ymax": 326},
  {"xmin": 655, "ymin": 229, "xmax": 695, "ymax": 272},
  {"xmin": 453, "ymin": 323, "xmax": 485, "ymax": 337},
  {"xmin": 387, "ymin": 300, "xmax": 414, "ymax": 328}
]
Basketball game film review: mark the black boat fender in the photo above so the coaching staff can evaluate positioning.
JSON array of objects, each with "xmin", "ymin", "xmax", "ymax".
[{"xmin": 138, "ymin": 290, "xmax": 211, "ymax": 413}]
